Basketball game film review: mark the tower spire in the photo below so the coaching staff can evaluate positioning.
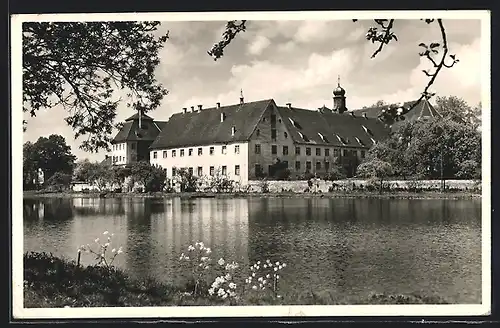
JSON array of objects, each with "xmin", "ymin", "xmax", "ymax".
[
  {"xmin": 240, "ymin": 88, "xmax": 244, "ymax": 104},
  {"xmin": 337, "ymin": 75, "xmax": 341, "ymax": 87}
]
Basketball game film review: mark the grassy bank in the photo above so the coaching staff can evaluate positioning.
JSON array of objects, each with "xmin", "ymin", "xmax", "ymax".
[
  {"xmin": 24, "ymin": 252, "xmax": 449, "ymax": 307},
  {"xmin": 23, "ymin": 190, "xmax": 481, "ymax": 200}
]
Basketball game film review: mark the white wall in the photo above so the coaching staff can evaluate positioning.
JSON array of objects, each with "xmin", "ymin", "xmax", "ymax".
[
  {"xmin": 150, "ymin": 142, "xmax": 250, "ymax": 184},
  {"xmin": 110, "ymin": 142, "xmax": 129, "ymax": 165}
]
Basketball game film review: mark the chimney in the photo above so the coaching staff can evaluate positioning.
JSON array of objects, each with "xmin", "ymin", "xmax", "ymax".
[
  {"xmin": 198, "ymin": 104, "xmax": 202, "ymax": 111},
  {"xmin": 220, "ymin": 112, "xmax": 226, "ymax": 123},
  {"xmin": 286, "ymin": 103, "xmax": 292, "ymax": 109},
  {"xmin": 138, "ymin": 109, "xmax": 142, "ymax": 129},
  {"xmin": 183, "ymin": 107, "xmax": 187, "ymax": 114},
  {"xmin": 239, "ymin": 89, "xmax": 244, "ymax": 104},
  {"xmin": 191, "ymin": 106, "xmax": 195, "ymax": 112},
  {"xmin": 216, "ymin": 102, "xmax": 221, "ymax": 109},
  {"xmin": 231, "ymin": 126, "xmax": 236, "ymax": 136},
  {"xmin": 363, "ymin": 112, "xmax": 367, "ymax": 119}
]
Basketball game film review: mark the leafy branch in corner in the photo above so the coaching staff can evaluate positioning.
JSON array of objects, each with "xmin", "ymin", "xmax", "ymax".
[
  {"xmin": 207, "ymin": 20, "xmax": 247, "ymax": 60},
  {"xmin": 23, "ymin": 22, "xmax": 170, "ymax": 152}
]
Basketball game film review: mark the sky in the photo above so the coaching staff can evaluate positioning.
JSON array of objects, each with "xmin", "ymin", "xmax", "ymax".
[{"xmin": 22, "ymin": 18, "xmax": 483, "ymax": 162}]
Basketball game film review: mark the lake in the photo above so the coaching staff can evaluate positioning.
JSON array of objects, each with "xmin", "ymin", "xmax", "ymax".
[{"xmin": 23, "ymin": 196, "xmax": 482, "ymax": 304}]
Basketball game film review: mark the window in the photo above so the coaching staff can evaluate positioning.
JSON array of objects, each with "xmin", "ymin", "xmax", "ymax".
[
  {"xmin": 295, "ymin": 161, "xmax": 301, "ymax": 170},
  {"xmin": 284, "ymin": 132, "xmax": 288, "ymax": 139},
  {"xmin": 283, "ymin": 146, "xmax": 288, "ymax": 155},
  {"xmin": 131, "ymin": 143, "xmax": 135, "ymax": 150},
  {"xmin": 188, "ymin": 148, "xmax": 193, "ymax": 156},
  {"xmin": 271, "ymin": 114, "xmax": 276, "ymax": 124},
  {"xmin": 163, "ymin": 151, "xmax": 167, "ymax": 158},
  {"xmin": 333, "ymin": 148, "xmax": 339, "ymax": 157},
  {"xmin": 222, "ymin": 166, "xmax": 227, "ymax": 175},
  {"xmin": 361, "ymin": 150, "xmax": 366, "ymax": 158},
  {"xmin": 271, "ymin": 145, "xmax": 277, "ymax": 155},
  {"xmin": 342, "ymin": 149, "xmax": 347, "ymax": 156},
  {"xmin": 325, "ymin": 148, "xmax": 330, "ymax": 156},
  {"xmin": 172, "ymin": 167, "xmax": 177, "ymax": 176},
  {"xmin": 210, "ymin": 166, "xmax": 215, "ymax": 176},
  {"xmin": 255, "ymin": 164, "xmax": 262, "ymax": 176},
  {"xmin": 255, "ymin": 144, "xmax": 261, "ymax": 154},
  {"xmin": 316, "ymin": 148, "xmax": 321, "ymax": 156},
  {"xmin": 271, "ymin": 129, "xmax": 276, "ymax": 140},
  {"xmin": 210, "ymin": 147, "xmax": 215, "ymax": 155},
  {"xmin": 188, "ymin": 167, "xmax": 193, "ymax": 175},
  {"xmin": 153, "ymin": 151, "xmax": 157, "ymax": 159},
  {"xmin": 316, "ymin": 161, "xmax": 321, "ymax": 170},
  {"xmin": 198, "ymin": 147, "xmax": 203, "ymax": 156},
  {"xmin": 278, "ymin": 118, "xmax": 282, "ymax": 123},
  {"xmin": 325, "ymin": 162, "xmax": 330, "ymax": 171},
  {"xmin": 306, "ymin": 161, "xmax": 312, "ymax": 171},
  {"xmin": 180, "ymin": 149, "xmax": 185, "ymax": 157},
  {"xmin": 197, "ymin": 166, "xmax": 203, "ymax": 176},
  {"xmin": 283, "ymin": 160, "xmax": 289, "ymax": 168},
  {"xmin": 172, "ymin": 150, "xmax": 176, "ymax": 157},
  {"xmin": 234, "ymin": 145, "xmax": 240, "ymax": 154},
  {"xmin": 298, "ymin": 131, "xmax": 309, "ymax": 142},
  {"xmin": 235, "ymin": 165, "xmax": 240, "ymax": 176},
  {"xmin": 256, "ymin": 129, "xmax": 260, "ymax": 137},
  {"xmin": 295, "ymin": 146, "xmax": 301, "ymax": 155},
  {"xmin": 306, "ymin": 147, "xmax": 311, "ymax": 156},
  {"xmin": 222, "ymin": 145, "xmax": 227, "ymax": 154}
]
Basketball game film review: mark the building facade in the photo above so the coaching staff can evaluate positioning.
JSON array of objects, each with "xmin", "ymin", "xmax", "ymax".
[{"xmin": 110, "ymin": 83, "xmax": 440, "ymax": 185}]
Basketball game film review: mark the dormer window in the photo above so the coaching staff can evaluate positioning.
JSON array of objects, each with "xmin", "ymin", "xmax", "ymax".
[
  {"xmin": 298, "ymin": 131, "xmax": 309, "ymax": 142},
  {"xmin": 370, "ymin": 137, "xmax": 377, "ymax": 145},
  {"xmin": 362, "ymin": 125, "xmax": 374, "ymax": 136},
  {"xmin": 288, "ymin": 117, "xmax": 302, "ymax": 129},
  {"xmin": 231, "ymin": 126, "xmax": 236, "ymax": 136},
  {"xmin": 355, "ymin": 137, "xmax": 365, "ymax": 146},
  {"xmin": 318, "ymin": 132, "xmax": 329, "ymax": 143},
  {"xmin": 336, "ymin": 134, "xmax": 348, "ymax": 146}
]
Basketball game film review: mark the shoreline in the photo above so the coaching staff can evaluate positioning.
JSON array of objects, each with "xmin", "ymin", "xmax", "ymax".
[{"xmin": 23, "ymin": 190, "xmax": 481, "ymax": 200}]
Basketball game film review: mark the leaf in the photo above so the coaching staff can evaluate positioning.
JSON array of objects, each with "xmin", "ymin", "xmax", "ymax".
[
  {"xmin": 429, "ymin": 42, "xmax": 440, "ymax": 48},
  {"xmin": 392, "ymin": 34, "xmax": 398, "ymax": 41},
  {"xmin": 418, "ymin": 42, "xmax": 427, "ymax": 48},
  {"xmin": 450, "ymin": 54, "xmax": 456, "ymax": 60}
]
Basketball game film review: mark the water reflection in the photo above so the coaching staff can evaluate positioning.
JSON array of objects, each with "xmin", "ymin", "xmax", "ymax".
[{"xmin": 23, "ymin": 196, "xmax": 482, "ymax": 303}]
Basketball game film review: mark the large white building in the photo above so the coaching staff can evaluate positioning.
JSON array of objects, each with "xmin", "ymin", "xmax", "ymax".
[{"xmin": 109, "ymin": 83, "xmax": 440, "ymax": 185}]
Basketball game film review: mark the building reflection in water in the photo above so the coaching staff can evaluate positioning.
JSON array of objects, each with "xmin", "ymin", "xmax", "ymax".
[{"xmin": 146, "ymin": 197, "xmax": 249, "ymax": 284}]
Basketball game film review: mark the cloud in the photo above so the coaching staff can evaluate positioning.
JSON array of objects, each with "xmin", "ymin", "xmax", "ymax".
[{"xmin": 247, "ymin": 35, "xmax": 271, "ymax": 56}]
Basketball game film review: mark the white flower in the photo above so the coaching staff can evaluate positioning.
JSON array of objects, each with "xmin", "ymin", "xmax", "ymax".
[
  {"xmin": 201, "ymin": 256, "xmax": 208, "ymax": 262},
  {"xmin": 204, "ymin": 266, "xmax": 210, "ymax": 270},
  {"xmin": 245, "ymin": 278, "xmax": 249, "ymax": 284},
  {"xmin": 275, "ymin": 261, "xmax": 280, "ymax": 266},
  {"xmin": 94, "ymin": 238, "xmax": 99, "ymax": 243},
  {"xmin": 282, "ymin": 263, "xmax": 286, "ymax": 268},
  {"xmin": 252, "ymin": 272, "xmax": 255, "ymax": 277},
  {"xmin": 263, "ymin": 264, "xmax": 267, "ymax": 268},
  {"xmin": 257, "ymin": 261, "xmax": 261, "ymax": 265},
  {"xmin": 208, "ymin": 288, "xmax": 215, "ymax": 295},
  {"xmin": 276, "ymin": 275, "xmax": 280, "ymax": 279},
  {"xmin": 278, "ymin": 265, "xmax": 283, "ymax": 270},
  {"xmin": 274, "ymin": 267, "xmax": 278, "ymax": 271},
  {"xmin": 103, "ymin": 231, "xmax": 109, "ymax": 235},
  {"xmin": 252, "ymin": 285, "xmax": 257, "ymax": 290},
  {"xmin": 199, "ymin": 263, "xmax": 204, "ymax": 267},
  {"xmin": 225, "ymin": 273, "xmax": 231, "ymax": 280},
  {"xmin": 104, "ymin": 242, "xmax": 110, "ymax": 247},
  {"xmin": 117, "ymin": 247, "xmax": 123, "ymax": 254},
  {"xmin": 266, "ymin": 274, "xmax": 270, "ymax": 279},
  {"xmin": 229, "ymin": 282, "xmax": 236, "ymax": 289},
  {"xmin": 205, "ymin": 248, "xmax": 211, "ymax": 254},
  {"xmin": 218, "ymin": 258, "xmax": 225, "ymax": 266},
  {"xmin": 111, "ymin": 248, "xmax": 116, "ymax": 253},
  {"xmin": 258, "ymin": 277, "xmax": 263, "ymax": 282},
  {"xmin": 263, "ymin": 280, "xmax": 267, "ymax": 285},
  {"xmin": 262, "ymin": 286, "xmax": 266, "ymax": 290},
  {"xmin": 188, "ymin": 245, "xmax": 195, "ymax": 251}
]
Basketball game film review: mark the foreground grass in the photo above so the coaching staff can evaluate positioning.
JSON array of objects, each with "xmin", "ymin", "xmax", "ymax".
[{"xmin": 24, "ymin": 252, "xmax": 449, "ymax": 307}]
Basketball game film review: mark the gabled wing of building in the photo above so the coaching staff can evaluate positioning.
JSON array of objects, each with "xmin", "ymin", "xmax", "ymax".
[
  {"xmin": 111, "ymin": 116, "xmax": 166, "ymax": 144},
  {"xmin": 150, "ymin": 99, "xmax": 274, "ymax": 149},
  {"xmin": 276, "ymin": 105, "xmax": 390, "ymax": 147}
]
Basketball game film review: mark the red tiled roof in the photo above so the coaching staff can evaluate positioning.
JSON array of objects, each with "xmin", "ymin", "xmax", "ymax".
[{"xmin": 150, "ymin": 99, "xmax": 274, "ymax": 149}]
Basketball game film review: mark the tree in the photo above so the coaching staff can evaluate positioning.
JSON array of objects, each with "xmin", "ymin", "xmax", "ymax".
[
  {"xmin": 324, "ymin": 163, "xmax": 347, "ymax": 181},
  {"xmin": 73, "ymin": 159, "xmax": 95, "ymax": 182},
  {"xmin": 110, "ymin": 166, "xmax": 132, "ymax": 189},
  {"xmin": 130, "ymin": 161, "xmax": 167, "ymax": 192},
  {"xmin": 435, "ymin": 95, "xmax": 482, "ymax": 129},
  {"xmin": 356, "ymin": 158, "xmax": 394, "ymax": 193},
  {"xmin": 362, "ymin": 100, "xmax": 386, "ymax": 109},
  {"xmin": 24, "ymin": 134, "xmax": 76, "ymax": 184},
  {"xmin": 23, "ymin": 141, "xmax": 40, "ymax": 189},
  {"xmin": 174, "ymin": 168, "xmax": 199, "ymax": 192},
  {"xmin": 208, "ymin": 19, "xmax": 460, "ymax": 126},
  {"xmin": 23, "ymin": 22, "xmax": 169, "ymax": 152},
  {"xmin": 89, "ymin": 161, "xmax": 113, "ymax": 191},
  {"xmin": 45, "ymin": 172, "xmax": 72, "ymax": 191}
]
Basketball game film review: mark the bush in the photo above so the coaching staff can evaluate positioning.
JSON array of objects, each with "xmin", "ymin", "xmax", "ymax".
[
  {"xmin": 45, "ymin": 172, "xmax": 72, "ymax": 192},
  {"xmin": 130, "ymin": 161, "xmax": 167, "ymax": 192},
  {"xmin": 174, "ymin": 168, "xmax": 199, "ymax": 192}
]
